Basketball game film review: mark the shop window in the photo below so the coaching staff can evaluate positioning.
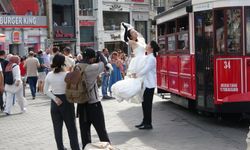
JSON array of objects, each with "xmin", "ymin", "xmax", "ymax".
[
  {"xmin": 246, "ymin": 7, "xmax": 250, "ymax": 54},
  {"xmin": 103, "ymin": 12, "xmax": 129, "ymax": 31},
  {"xmin": 80, "ymin": 26, "xmax": 94, "ymax": 42},
  {"xmin": 79, "ymin": 0, "xmax": 93, "ymax": 16},
  {"xmin": 53, "ymin": 4, "xmax": 74, "ymax": 26},
  {"xmin": 135, "ymin": 21, "xmax": 147, "ymax": 42}
]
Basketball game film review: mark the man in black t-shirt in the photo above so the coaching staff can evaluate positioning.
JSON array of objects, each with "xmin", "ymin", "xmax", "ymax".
[{"xmin": 0, "ymin": 50, "xmax": 8, "ymax": 111}]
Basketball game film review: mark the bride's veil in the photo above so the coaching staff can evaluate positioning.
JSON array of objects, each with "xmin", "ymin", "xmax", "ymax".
[{"xmin": 120, "ymin": 22, "xmax": 146, "ymax": 48}]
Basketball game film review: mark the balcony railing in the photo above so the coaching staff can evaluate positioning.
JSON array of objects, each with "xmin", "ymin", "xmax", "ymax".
[{"xmin": 79, "ymin": 8, "xmax": 93, "ymax": 16}]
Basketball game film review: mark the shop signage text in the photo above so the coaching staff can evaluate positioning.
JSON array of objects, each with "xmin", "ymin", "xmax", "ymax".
[
  {"xmin": 12, "ymin": 31, "xmax": 21, "ymax": 43},
  {"xmin": 110, "ymin": 34, "xmax": 120, "ymax": 40},
  {"xmin": 55, "ymin": 30, "xmax": 74, "ymax": 38},
  {"xmin": 0, "ymin": 16, "xmax": 47, "ymax": 28},
  {"xmin": 0, "ymin": 16, "xmax": 36, "ymax": 25},
  {"xmin": 79, "ymin": 21, "xmax": 95, "ymax": 26},
  {"xmin": 132, "ymin": 0, "xmax": 144, "ymax": 2}
]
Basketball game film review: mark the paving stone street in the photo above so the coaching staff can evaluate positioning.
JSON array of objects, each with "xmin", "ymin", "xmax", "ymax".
[{"xmin": 0, "ymin": 89, "xmax": 248, "ymax": 150}]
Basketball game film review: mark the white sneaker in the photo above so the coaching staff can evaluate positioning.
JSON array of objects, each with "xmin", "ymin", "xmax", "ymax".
[
  {"xmin": 3, "ymin": 111, "xmax": 10, "ymax": 115},
  {"xmin": 21, "ymin": 108, "xmax": 27, "ymax": 113}
]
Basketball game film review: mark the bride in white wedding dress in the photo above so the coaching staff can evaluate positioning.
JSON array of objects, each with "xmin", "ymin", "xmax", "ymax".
[{"xmin": 111, "ymin": 23, "xmax": 146, "ymax": 103}]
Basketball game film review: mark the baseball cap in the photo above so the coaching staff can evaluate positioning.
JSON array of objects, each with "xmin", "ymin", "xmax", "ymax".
[{"xmin": 82, "ymin": 47, "xmax": 96, "ymax": 58}]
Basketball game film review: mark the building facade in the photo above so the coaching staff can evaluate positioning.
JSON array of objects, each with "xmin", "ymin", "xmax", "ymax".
[
  {"xmin": 97, "ymin": 0, "xmax": 151, "ymax": 53},
  {"xmin": 48, "ymin": 0, "xmax": 76, "ymax": 53},
  {"xmin": 0, "ymin": 0, "xmax": 47, "ymax": 56},
  {"xmin": 47, "ymin": 0, "xmax": 152, "ymax": 54}
]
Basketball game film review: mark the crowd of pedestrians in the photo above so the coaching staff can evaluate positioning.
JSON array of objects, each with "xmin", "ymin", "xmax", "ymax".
[
  {"xmin": 0, "ymin": 46, "xmax": 118, "ymax": 149},
  {"xmin": 0, "ymin": 22, "xmax": 158, "ymax": 149},
  {"xmin": 101, "ymin": 48, "xmax": 129, "ymax": 99},
  {"xmin": 0, "ymin": 46, "xmax": 78, "ymax": 114}
]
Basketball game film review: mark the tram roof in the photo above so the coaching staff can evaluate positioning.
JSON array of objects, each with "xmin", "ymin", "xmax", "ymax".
[{"xmin": 155, "ymin": 0, "xmax": 191, "ymax": 20}]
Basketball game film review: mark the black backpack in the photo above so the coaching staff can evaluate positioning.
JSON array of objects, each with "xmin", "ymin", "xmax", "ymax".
[
  {"xmin": 0, "ymin": 59, "xmax": 9, "ymax": 84},
  {"xmin": 5, "ymin": 65, "xmax": 17, "ymax": 85}
]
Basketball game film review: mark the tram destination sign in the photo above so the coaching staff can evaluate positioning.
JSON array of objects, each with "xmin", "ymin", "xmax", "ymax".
[{"xmin": 0, "ymin": 16, "xmax": 47, "ymax": 28}]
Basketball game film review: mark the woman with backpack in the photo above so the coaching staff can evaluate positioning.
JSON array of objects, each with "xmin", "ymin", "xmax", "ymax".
[
  {"xmin": 44, "ymin": 54, "xmax": 80, "ymax": 150},
  {"xmin": 4, "ymin": 55, "xmax": 26, "ymax": 115}
]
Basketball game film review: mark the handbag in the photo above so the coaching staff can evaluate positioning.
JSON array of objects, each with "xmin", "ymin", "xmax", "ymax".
[{"xmin": 5, "ymin": 83, "xmax": 22, "ymax": 94}]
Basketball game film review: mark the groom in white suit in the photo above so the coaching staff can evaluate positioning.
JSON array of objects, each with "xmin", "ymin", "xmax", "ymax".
[{"xmin": 135, "ymin": 41, "xmax": 160, "ymax": 130}]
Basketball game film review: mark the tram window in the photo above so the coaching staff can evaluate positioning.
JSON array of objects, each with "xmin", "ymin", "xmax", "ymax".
[
  {"xmin": 167, "ymin": 35, "xmax": 176, "ymax": 51},
  {"xmin": 215, "ymin": 10, "xmax": 225, "ymax": 54},
  {"xmin": 158, "ymin": 24, "xmax": 165, "ymax": 36},
  {"xmin": 215, "ymin": 8, "xmax": 242, "ymax": 55},
  {"xmin": 195, "ymin": 11, "xmax": 213, "ymax": 54},
  {"xmin": 167, "ymin": 21, "xmax": 176, "ymax": 34},
  {"xmin": 158, "ymin": 36, "xmax": 166, "ymax": 53},
  {"xmin": 226, "ymin": 8, "xmax": 241, "ymax": 54},
  {"xmin": 177, "ymin": 32, "xmax": 188, "ymax": 50},
  {"xmin": 246, "ymin": 8, "xmax": 250, "ymax": 54},
  {"xmin": 177, "ymin": 16, "xmax": 188, "ymax": 32}
]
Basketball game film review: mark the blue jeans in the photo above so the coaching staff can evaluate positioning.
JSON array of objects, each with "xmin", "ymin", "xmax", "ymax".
[
  {"xmin": 27, "ymin": 76, "xmax": 38, "ymax": 98},
  {"xmin": 101, "ymin": 73, "xmax": 109, "ymax": 97}
]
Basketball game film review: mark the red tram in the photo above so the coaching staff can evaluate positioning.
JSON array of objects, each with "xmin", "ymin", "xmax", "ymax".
[{"xmin": 155, "ymin": 0, "xmax": 250, "ymax": 113}]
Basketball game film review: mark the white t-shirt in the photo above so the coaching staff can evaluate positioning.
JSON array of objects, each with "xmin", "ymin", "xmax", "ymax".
[
  {"xmin": 64, "ymin": 56, "xmax": 75, "ymax": 71},
  {"xmin": 0, "ymin": 65, "xmax": 2, "ymax": 72},
  {"xmin": 44, "ymin": 71, "xmax": 67, "ymax": 102}
]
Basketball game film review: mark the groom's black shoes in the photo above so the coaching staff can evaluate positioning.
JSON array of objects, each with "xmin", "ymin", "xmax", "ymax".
[
  {"xmin": 138, "ymin": 124, "xmax": 153, "ymax": 130},
  {"xmin": 135, "ymin": 123, "xmax": 144, "ymax": 128}
]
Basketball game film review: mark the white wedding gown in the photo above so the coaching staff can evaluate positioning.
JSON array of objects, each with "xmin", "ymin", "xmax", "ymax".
[{"xmin": 111, "ymin": 43, "xmax": 146, "ymax": 103}]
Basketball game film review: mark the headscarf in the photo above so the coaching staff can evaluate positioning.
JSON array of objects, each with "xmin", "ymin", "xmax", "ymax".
[{"xmin": 5, "ymin": 55, "xmax": 20, "ymax": 72}]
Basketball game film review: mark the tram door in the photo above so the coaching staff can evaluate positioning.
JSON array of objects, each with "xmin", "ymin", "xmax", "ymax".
[{"xmin": 194, "ymin": 11, "xmax": 214, "ymax": 110}]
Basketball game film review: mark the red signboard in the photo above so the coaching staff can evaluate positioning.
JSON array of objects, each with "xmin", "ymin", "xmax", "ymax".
[
  {"xmin": 215, "ymin": 58, "xmax": 242, "ymax": 102},
  {"xmin": 80, "ymin": 42, "xmax": 95, "ymax": 46},
  {"xmin": 55, "ymin": 30, "xmax": 74, "ymax": 38},
  {"xmin": 79, "ymin": 21, "xmax": 95, "ymax": 26},
  {"xmin": 132, "ymin": 0, "xmax": 144, "ymax": 2},
  {"xmin": 12, "ymin": 31, "xmax": 21, "ymax": 43},
  {"xmin": 0, "ymin": 34, "xmax": 5, "ymax": 42}
]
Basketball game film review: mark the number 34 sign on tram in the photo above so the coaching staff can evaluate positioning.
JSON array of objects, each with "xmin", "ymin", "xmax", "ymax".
[{"xmin": 215, "ymin": 58, "xmax": 243, "ymax": 102}]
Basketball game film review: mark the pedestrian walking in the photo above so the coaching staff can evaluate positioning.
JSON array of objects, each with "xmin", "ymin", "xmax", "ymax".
[
  {"xmin": 44, "ymin": 54, "xmax": 80, "ymax": 150},
  {"xmin": 108, "ymin": 52, "xmax": 122, "ymax": 97},
  {"xmin": 77, "ymin": 48, "xmax": 111, "ymax": 149},
  {"xmin": 37, "ymin": 50, "xmax": 46, "ymax": 93},
  {"xmin": 0, "ymin": 50, "xmax": 8, "ymax": 111},
  {"xmin": 42, "ymin": 48, "xmax": 51, "ymax": 74},
  {"xmin": 0, "ymin": 65, "xmax": 4, "ymax": 110},
  {"xmin": 4, "ymin": 55, "xmax": 26, "ymax": 115},
  {"xmin": 19, "ymin": 56, "xmax": 26, "ymax": 97},
  {"xmin": 135, "ymin": 41, "xmax": 159, "ymax": 130},
  {"xmin": 63, "ymin": 47, "xmax": 75, "ymax": 71},
  {"xmin": 24, "ymin": 51, "xmax": 40, "ymax": 99},
  {"xmin": 101, "ymin": 48, "xmax": 113, "ymax": 100}
]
